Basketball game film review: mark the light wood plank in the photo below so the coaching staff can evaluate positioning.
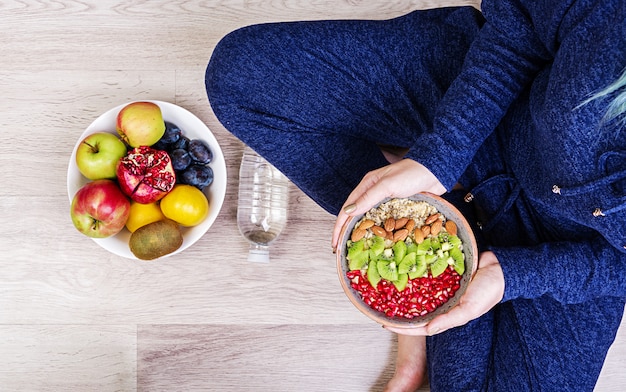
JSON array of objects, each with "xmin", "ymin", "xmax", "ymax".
[
  {"xmin": 137, "ymin": 324, "xmax": 419, "ymax": 392},
  {"xmin": 0, "ymin": 325, "xmax": 136, "ymax": 392},
  {"xmin": 595, "ymin": 316, "xmax": 626, "ymax": 392}
]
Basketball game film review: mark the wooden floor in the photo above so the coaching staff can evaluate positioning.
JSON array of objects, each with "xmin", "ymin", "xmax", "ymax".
[{"xmin": 2, "ymin": 1, "xmax": 625, "ymax": 391}]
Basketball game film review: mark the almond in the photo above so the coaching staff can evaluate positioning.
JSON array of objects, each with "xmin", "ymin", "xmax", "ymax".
[
  {"xmin": 421, "ymin": 225, "xmax": 431, "ymax": 237},
  {"xmin": 359, "ymin": 219, "xmax": 375, "ymax": 230},
  {"xmin": 384, "ymin": 217, "xmax": 396, "ymax": 232},
  {"xmin": 445, "ymin": 220, "xmax": 458, "ymax": 236},
  {"xmin": 371, "ymin": 225, "xmax": 387, "ymax": 237},
  {"xmin": 386, "ymin": 230, "xmax": 394, "ymax": 241},
  {"xmin": 413, "ymin": 227, "xmax": 425, "ymax": 243},
  {"xmin": 430, "ymin": 220, "xmax": 442, "ymax": 235},
  {"xmin": 351, "ymin": 227, "xmax": 366, "ymax": 242},
  {"xmin": 405, "ymin": 218, "xmax": 416, "ymax": 233},
  {"xmin": 394, "ymin": 217, "xmax": 409, "ymax": 230},
  {"xmin": 425, "ymin": 213, "xmax": 440, "ymax": 225},
  {"xmin": 393, "ymin": 228, "xmax": 409, "ymax": 242}
]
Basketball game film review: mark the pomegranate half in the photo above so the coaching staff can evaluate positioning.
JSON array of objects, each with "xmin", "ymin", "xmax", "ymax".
[{"xmin": 116, "ymin": 146, "xmax": 176, "ymax": 204}]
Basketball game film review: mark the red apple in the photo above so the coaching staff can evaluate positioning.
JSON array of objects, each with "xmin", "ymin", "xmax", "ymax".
[
  {"xmin": 116, "ymin": 101, "xmax": 166, "ymax": 147},
  {"xmin": 70, "ymin": 179, "xmax": 131, "ymax": 238},
  {"xmin": 75, "ymin": 132, "xmax": 127, "ymax": 180}
]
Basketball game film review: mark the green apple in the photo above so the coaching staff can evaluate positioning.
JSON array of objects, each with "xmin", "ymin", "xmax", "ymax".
[
  {"xmin": 75, "ymin": 132, "xmax": 127, "ymax": 180},
  {"xmin": 116, "ymin": 101, "xmax": 166, "ymax": 147}
]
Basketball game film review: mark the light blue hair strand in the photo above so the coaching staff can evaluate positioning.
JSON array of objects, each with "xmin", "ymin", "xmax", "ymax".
[{"xmin": 582, "ymin": 67, "xmax": 626, "ymax": 127}]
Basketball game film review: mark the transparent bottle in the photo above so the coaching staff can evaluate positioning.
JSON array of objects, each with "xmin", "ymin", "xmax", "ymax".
[{"xmin": 237, "ymin": 146, "xmax": 289, "ymax": 263}]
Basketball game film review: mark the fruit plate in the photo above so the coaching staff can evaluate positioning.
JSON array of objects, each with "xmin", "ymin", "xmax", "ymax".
[
  {"xmin": 67, "ymin": 100, "xmax": 227, "ymax": 259},
  {"xmin": 336, "ymin": 192, "xmax": 478, "ymax": 328}
]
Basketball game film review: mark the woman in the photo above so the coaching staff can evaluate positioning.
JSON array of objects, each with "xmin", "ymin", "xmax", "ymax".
[{"xmin": 206, "ymin": 1, "xmax": 626, "ymax": 390}]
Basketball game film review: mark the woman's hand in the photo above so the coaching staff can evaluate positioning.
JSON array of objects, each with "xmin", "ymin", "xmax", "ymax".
[
  {"xmin": 331, "ymin": 159, "xmax": 446, "ymax": 250},
  {"xmin": 385, "ymin": 251, "xmax": 505, "ymax": 336}
]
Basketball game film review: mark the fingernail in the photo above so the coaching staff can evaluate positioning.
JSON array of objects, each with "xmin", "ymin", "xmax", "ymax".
[
  {"xmin": 343, "ymin": 203, "xmax": 356, "ymax": 214},
  {"xmin": 331, "ymin": 247, "xmax": 337, "ymax": 254}
]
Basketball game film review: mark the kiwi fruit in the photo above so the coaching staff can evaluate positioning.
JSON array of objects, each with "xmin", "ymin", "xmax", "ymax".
[
  {"xmin": 368, "ymin": 236, "xmax": 385, "ymax": 257},
  {"xmin": 129, "ymin": 219, "xmax": 183, "ymax": 260},
  {"xmin": 409, "ymin": 254, "xmax": 428, "ymax": 279},
  {"xmin": 450, "ymin": 247, "xmax": 465, "ymax": 275},
  {"xmin": 430, "ymin": 257, "xmax": 449, "ymax": 278},
  {"xmin": 367, "ymin": 260, "xmax": 382, "ymax": 288},
  {"xmin": 347, "ymin": 239, "xmax": 369, "ymax": 271},
  {"xmin": 377, "ymin": 260, "xmax": 399, "ymax": 282},
  {"xmin": 398, "ymin": 252, "xmax": 416, "ymax": 274},
  {"xmin": 393, "ymin": 273, "xmax": 409, "ymax": 292},
  {"xmin": 406, "ymin": 241, "xmax": 418, "ymax": 255},
  {"xmin": 393, "ymin": 240, "xmax": 407, "ymax": 263},
  {"xmin": 448, "ymin": 235, "xmax": 462, "ymax": 248},
  {"xmin": 416, "ymin": 238, "xmax": 433, "ymax": 256}
]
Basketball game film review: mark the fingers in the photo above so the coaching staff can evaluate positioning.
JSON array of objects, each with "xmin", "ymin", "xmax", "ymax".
[
  {"xmin": 384, "ymin": 325, "xmax": 430, "ymax": 336},
  {"xmin": 331, "ymin": 169, "xmax": 388, "ymax": 249},
  {"xmin": 331, "ymin": 159, "xmax": 446, "ymax": 249},
  {"xmin": 331, "ymin": 209, "xmax": 352, "ymax": 250},
  {"xmin": 383, "ymin": 303, "xmax": 476, "ymax": 337},
  {"xmin": 422, "ymin": 301, "xmax": 476, "ymax": 335}
]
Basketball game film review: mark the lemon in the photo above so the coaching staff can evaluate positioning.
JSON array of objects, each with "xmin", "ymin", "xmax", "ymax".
[
  {"xmin": 125, "ymin": 201, "xmax": 166, "ymax": 233},
  {"xmin": 160, "ymin": 184, "xmax": 209, "ymax": 227}
]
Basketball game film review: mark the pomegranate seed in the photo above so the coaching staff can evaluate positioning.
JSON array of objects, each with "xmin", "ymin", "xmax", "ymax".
[{"xmin": 346, "ymin": 267, "xmax": 463, "ymax": 320}]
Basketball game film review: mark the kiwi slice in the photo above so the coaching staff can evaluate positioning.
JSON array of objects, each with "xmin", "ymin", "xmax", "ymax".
[
  {"xmin": 431, "ymin": 237, "xmax": 442, "ymax": 252},
  {"xmin": 368, "ymin": 236, "xmax": 385, "ymax": 258},
  {"xmin": 448, "ymin": 235, "xmax": 462, "ymax": 248},
  {"xmin": 406, "ymin": 241, "xmax": 418, "ymax": 255},
  {"xmin": 430, "ymin": 257, "xmax": 448, "ymax": 278},
  {"xmin": 450, "ymin": 247, "xmax": 465, "ymax": 275},
  {"xmin": 416, "ymin": 238, "xmax": 433, "ymax": 256},
  {"xmin": 347, "ymin": 239, "xmax": 369, "ymax": 271},
  {"xmin": 393, "ymin": 240, "xmax": 407, "ymax": 263},
  {"xmin": 398, "ymin": 252, "xmax": 416, "ymax": 274},
  {"xmin": 410, "ymin": 254, "xmax": 428, "ymax": 279},
  {"xmin": 377, "ymin": 260, "xmax": 399, "ymax": 282},
  {"xmin": 129, "ymin": 219, "xmax": 183, "ymax": 260},
  {"xmin": 393, "ymin": 273, "xmax": 409, "ymax": 292},
  {"xmin": 367, "ymin": 260, "xmax": 382, "ymax": 288},
  {"xmin": 441, "ymin": 240, "xmax": 454, "ymax": 252},
  {"xmin": 424, "ymin": 253, "xmax": 438, "ymax": 265}
]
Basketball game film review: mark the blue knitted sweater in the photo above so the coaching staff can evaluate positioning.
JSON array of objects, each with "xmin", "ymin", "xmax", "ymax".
[{"xmin": 404, "ymin": 0, "xmax": 626, "ymax": 303}]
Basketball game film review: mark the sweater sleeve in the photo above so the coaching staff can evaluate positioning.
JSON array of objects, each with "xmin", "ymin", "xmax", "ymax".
[
  {"xmin": 493, "ymin": 238, "xmax": 626, "ymax": 304},
  {"xmin": 404, "ymin": 0, "xmax": 552, "ymax": 190},
  {"xmin": 483, "ymin": 0, "xmax": 626, "ymax": 303}
]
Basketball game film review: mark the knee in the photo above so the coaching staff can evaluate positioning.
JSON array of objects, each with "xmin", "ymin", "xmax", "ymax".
[
  {"xmin": 205, "ymin": 26, "xmax": 252, "ymax": 111},
  {"xmin": 205, "ymin": 24, "xmax": 274, "ymax": 114}
]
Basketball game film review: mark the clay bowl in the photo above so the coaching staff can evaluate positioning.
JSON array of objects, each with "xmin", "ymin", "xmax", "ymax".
[{"xmin": 336, "ymin": 192, "xmax": 478, "ymax": 328}]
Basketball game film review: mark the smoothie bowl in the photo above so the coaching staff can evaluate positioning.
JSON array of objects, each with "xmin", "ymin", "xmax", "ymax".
[{"xmin": 336, "ymin": 193, "xmax": 478, "ymax": 328}]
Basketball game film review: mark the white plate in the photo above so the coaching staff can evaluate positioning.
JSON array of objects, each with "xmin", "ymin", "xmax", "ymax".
[{"xmin": 67, "ymin": 100, "xmax": 227, "ymax": 260}]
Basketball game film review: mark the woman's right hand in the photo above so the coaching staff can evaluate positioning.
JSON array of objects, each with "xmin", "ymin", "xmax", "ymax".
[
  {"xmin": 385, "ymin": 251, "xmax": 505, "ymax": 336},
  {"xmin": 331, "ymin": 158, "xmax": 446, "ymax": 251}
]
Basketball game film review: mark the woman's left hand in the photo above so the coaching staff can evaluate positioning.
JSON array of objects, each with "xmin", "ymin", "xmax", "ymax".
[
  {"xmin": 385, "ymin": 251, "xmax": 505, "ymax": 336},
  {"xmin": 331, "ymin": 159, "xmax": 446, "ymax": 251}
]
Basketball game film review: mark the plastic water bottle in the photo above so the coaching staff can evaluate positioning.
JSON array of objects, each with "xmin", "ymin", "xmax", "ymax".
[{"xmin": 237, "ymin": 146, "xmax": 289, "ymax": 263}]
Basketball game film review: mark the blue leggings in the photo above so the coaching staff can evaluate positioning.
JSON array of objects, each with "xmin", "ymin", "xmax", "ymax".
[
  {"xmin": 206, "ymin": 7, "xmax": 623, "ymax": 391},
  {"xmin": 206, "ymin": 7, "xmax": 483, "ymax": 215}
]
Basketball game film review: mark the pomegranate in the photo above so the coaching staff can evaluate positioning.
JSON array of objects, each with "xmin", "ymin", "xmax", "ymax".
[
  {"xmin": 347, "ymin": 266, "xmax": 462, "ymax": 319},
  {"xmin": 116, "ymin": 146, "xmax": 176, "ymax": 204}
]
